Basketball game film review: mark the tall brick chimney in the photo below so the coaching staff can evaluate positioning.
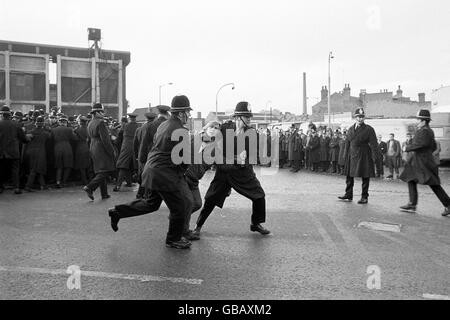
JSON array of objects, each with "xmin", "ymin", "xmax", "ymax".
[
  {"xmin": 418, "ymin": 93, "xmax": 425, "ymax": 103},
  {"xmin": 343, "ymin": 84, "xmax": 351, "ymax": 100},
  {"xmin": 396, "ymin": 85, "xmax": 403, "ymax": 98},
  {"xmin": 321, "ymin": 86, "xmax": 328, "ymax": 101}
]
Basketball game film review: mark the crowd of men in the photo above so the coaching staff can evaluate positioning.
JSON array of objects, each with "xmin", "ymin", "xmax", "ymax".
[
  {"xmin": 0, "ymin": 106, "xmax": 154, "ymax": 194},
  {"xmin": 256, "ymin": 123, "xmax": 441, "ymax": 180},
  {"xmin": 0, "ymin": 104, "xmax": 443, "ymax": 195}
]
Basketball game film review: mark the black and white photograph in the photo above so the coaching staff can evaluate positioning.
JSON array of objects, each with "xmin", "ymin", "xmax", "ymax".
[{"xmin": 0, "ymin": 0, "xmax": 449, "ymax": 307}]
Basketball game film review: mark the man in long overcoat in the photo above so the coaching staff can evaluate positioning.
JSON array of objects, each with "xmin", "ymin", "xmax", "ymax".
[
  {"xmin": 135, "ymin": 106, "xmax": 171, "ymax": 197},
  {"xmin": 0, "ymin": 106, "xmax": 30, "ymax": 194},
  {"xmin": 114, "ymin": 114, "xmax": 139, "ymax": 191},
  {"xmin": 24, "ymin": 116, "xmax": 51, "ymax": 191},
  {"xmin": 288, "ymin": 128, "xmax": 303, "ymax": 172},
  {"xmin": 399, "ymin": 109, "xmax": 450, "ymax": 216},
  {"xmin": 319, "ymin": 131, "xmax": 331, "ymax": 172},
  {"xmin": 83, "ymin": 103, "xmax": 116, "ymax": 200},
  {"xmin": 51, "ymin": 115, "xmax": 77, "ymax": 188},
  {"xmin": 338, "ymin": 131, "xmax": 348, "ymax": 175},
  {"xmin": 73, "ymin": 116, "xmax": 91, "ymax": 185},
  {"xmin": 133, "ymin": 111, "xmax": 157, "ymax": 199},
  {"xmin": 329, "ymin": 130, "xmax": 341, "ymax": 174},
  {"xmin": 307, "ymin": 129, "xmax": 321, "ymax": 171},
  {"xmin": 339, "ymin": 108, "xmax": 378, "ymax": 204},
  {"xmin": 108, "ymin": 95, "xmax": 194, "ymax": 249},
  {"xmin": 278, "ymin": 130, "xmax": 288, "ymax": 168}
]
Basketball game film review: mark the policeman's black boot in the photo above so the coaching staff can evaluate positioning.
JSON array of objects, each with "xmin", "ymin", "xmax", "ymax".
[{"xmin": 108, "ymin": 208, "xmax": 121, "ymax": 232}]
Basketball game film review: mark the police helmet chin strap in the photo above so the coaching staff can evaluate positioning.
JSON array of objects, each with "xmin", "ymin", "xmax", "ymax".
[{"xmin": 237, "ymin": 116, "xmax": 251, "ymax": 130}]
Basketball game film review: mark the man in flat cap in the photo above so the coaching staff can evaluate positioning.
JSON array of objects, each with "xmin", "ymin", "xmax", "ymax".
[
  {"xmin": 114, "ymin": 113, "xmax": 139, "ymax": 191},
  {"xmin": 108, "ymin": 96, "xmax": 193, "ymax": 249},
  {"xmin": 338, "ymin": 108, "xmax": 378, "ymax": 204}
]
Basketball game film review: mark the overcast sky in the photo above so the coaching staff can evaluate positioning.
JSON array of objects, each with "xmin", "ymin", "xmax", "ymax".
[{"xmin": 2, "ymin": 0, "xmax": 450, "ymax": 115}]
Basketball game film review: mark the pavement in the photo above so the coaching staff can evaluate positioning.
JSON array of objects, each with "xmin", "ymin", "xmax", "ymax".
[{"xmin": 0, "ymin": 167, "xmax": 449, "ymax": 300}]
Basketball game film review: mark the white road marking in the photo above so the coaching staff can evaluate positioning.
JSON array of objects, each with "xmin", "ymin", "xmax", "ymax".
[
  {"xmin": 357, "ymin": 221, "xmax": 401, "ymax": 233},
  {"xmin": 0, "ymin": 266, "xmax": 203, "ymax": 285},
  {"xmin": 423, "ymin": 293, "xmax": 450, "ymax": 300}
]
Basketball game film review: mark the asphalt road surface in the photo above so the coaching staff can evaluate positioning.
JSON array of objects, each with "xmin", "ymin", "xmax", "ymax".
[{"xmin": 0, "ymin": 167, "xmax": 449, "ymax": 300}]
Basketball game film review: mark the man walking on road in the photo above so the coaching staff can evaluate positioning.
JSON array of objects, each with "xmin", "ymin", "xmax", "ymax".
[
  {"xmin": 83, "ymin": 103, "xmax": 116, "ymax": 201},
  {"xmin": 338, "ymin": 108, "xmax": 378, "ymax": 204},
  {"xmin": 399, "ymin": 109, "xmax": 450, "ymax": 217}
]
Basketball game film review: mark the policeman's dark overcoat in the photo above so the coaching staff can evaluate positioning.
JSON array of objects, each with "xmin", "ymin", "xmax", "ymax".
[
  {"xmin": 87, "ymin": 118, "xmax": 116, "ymax": 174},
  {"xmin": 288, "ymin": 131, "xmax": 303, "ymax": 161},
  {"xmin": 0, "ymin": 118, "xmax": 27, "ymax": 159},
  {"xmin": 138, "ymin": 117, "xmax": 167, "ymax": 164},
  {"xmin": 319, "ymin": 136, "xmax": 331, "ymax": 162},
  {"xmin": 342, "ymin": 123, "xmax": 378, "ymax": 178},
  {"xmin": 73, "ymin": 125, "xmax": 90, "ymax": 169},
  {"xmin": 24, "ymin": 127, "xmax": 51, "ymax": 174},
  {"xmin": 399, "ymin": 125, "xmax": 440, "ymax": 186},
  {"xmin": 51, "ymin": 126, "xmax": 77, "ymax": 168},
  {"xmin": 141, "ymin": 116, "xmax": 188, "ymax": 192},
  {"xmin": 338, "ymin": 137, "xmax": 347, "ymax": 166},
  {"xmin": 116, "ymin": 121, "xmax": 139, "ymax": 170}
]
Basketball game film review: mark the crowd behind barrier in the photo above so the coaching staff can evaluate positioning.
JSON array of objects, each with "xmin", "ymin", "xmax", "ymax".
[{"xmin": 0, "ymin": 107, "xmax": 441, "ymax": 194}]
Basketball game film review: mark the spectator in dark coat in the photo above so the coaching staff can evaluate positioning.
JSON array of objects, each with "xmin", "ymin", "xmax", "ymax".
[
  {"xmin": 400, "ymin": 110, "xmax": 450, "ymax": 217},
  {"xmin": 83, "ymin": 103, "xmax": 116, "ymax": 201},
  {"xmin": 24, "ymin": 116, "xmax": 51, "ymax": 191},
  {"xmin": 307, "ymin": 129, "xmax": 321, "ymax": 172},
  {"xmin": 329, "ymin": 131, "xmax": 341, "ymax": 174},
  {"xmin": 73, "ymin": 116, "xmax": 91, "ymax": 185},
  {"xmin": 319, "ymin": 131, "xmax": 331, "ymax": 172},
  {"xmin": 375, "ymin": 134, "xmax": 387, "ymax": 178},
  {"xmin": 114, "ymin": 114, "xmax": 139, "ymax": 191},
  {"xmin": 288, "ymin": 127, "xmax": 302, "ymax": 172},
  {"xmin": 0, "ymin": 106, "xmax": 30, "ymax": 194},
  {"xmin": 338, "ymin": 131, "xmax": 348, "ymax": 175},
  {"xmin": 278, "ymin": 130, "xmax": 287, "ymax": 168},
  {"xmin": 51, "ymin": 115, "xmax": 77, "ymax": 188}
]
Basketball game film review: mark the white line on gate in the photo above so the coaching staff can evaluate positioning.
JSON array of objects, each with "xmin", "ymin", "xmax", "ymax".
[{"xmin": 0, "ymin": 266, "xmax": 203, "ymax": 285}]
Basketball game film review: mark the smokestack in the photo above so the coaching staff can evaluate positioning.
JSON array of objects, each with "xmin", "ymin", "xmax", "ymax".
[
  {"xmin": 303, "ymin": 73, "xmax": 307, "ymax": 115},
  {"xmin": 418, "ymin": 93, "xmax": 425, "ymax": 103},
  {"xmin": 321, "ymin": 86, "xmax": 328, "ymax": 101}
]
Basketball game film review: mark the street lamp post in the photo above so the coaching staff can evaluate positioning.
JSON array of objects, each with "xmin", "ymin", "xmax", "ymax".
[
  {"xmin": 328, "ymin": 51, "xmax": 334, "ymax": 127},
  {"xmin": 265, "ymin": 100, "xmax": 272, "ymax": 122},
  {"xmin": 216, "ymin": 83, "xmax": 235, "ymax": 118},
  {"xmin": 159, "ymin": 82, "xmax": 173, "ymax": 105}
]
